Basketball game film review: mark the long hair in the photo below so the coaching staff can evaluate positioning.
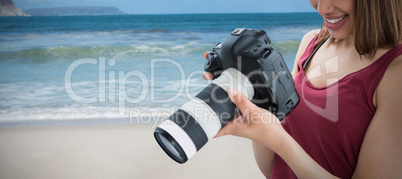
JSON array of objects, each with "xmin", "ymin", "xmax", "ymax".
[{"xmin": 315, "ymin": 0, "xmax": 401, "ymax": 58}]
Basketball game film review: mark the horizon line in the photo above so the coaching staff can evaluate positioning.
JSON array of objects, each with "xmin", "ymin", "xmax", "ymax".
[{"xmin": 17, "ymin": 11, "xmax": 318, "ymax": 17}]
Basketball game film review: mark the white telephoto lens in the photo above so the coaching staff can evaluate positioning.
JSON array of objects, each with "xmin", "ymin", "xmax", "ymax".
[{"xmin": 154, "ymin": 68, "xmax": 254, "ymax": 163}]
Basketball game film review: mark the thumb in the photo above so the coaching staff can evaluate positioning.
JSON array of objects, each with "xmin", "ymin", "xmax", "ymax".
[
  {"xmin": 227, "ymin": 87, "xmax": 257, "ymax": 117},
  {"xmin": 203, "ymin": 51, "xmax": 210, "ymax": 59}
]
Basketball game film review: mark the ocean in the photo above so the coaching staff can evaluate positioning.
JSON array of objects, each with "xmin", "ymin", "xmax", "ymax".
[{"xmin": 0, "ymin": 13, "xmax": 323, "ymax": 127}]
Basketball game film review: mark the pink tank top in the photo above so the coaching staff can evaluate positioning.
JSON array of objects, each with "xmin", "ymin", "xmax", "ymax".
[{"xmin": 270, "ymin": 37, "xmax": 402, "ymax": 178}]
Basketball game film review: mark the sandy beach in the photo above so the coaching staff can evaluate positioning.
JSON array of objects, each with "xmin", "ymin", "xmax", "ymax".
[{"xmin": 0, "ymin": 124, "xmax": 265, "ymax": 179}]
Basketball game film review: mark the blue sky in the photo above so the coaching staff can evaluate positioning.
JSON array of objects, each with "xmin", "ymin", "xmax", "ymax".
[{"xmin": 14, "ymin": 0, "xmax": 316, "ymax": 14}]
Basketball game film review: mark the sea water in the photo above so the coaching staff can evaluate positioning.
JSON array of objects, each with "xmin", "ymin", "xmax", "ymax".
[{"xmin": 0, "ymin": 13, "xmax": 322, "ymax": 126}]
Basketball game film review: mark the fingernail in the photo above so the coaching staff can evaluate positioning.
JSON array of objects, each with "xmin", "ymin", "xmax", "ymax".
[{"xmin": 228, "ymin": 88, "xmax": 238, "ymax": 98}]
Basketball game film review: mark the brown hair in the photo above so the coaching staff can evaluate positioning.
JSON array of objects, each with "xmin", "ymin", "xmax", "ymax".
[{"xmin": 315, "ymin": 0, "xmax": 402, "ymax": 58}]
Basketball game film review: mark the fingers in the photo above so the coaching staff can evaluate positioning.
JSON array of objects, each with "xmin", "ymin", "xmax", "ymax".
[
  {"xmin": 202, "ymin": 72, "xmax": 213, "ymax": 80},
  {"xmin": 204, "ymin": 51, "xmax": 209, "ymax": 59},
  {"xmin": 227, "ymin": 87, "xmax": 257, "ymax": 118},
  {"xmin": 213, "ymin": 116, "xmax": 244, "ymax": 138}
]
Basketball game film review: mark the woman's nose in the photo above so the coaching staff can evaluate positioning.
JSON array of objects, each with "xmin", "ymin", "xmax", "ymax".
[{"xmin": 317, "ymin": 0, "xmax": 336, "ymax": 15}]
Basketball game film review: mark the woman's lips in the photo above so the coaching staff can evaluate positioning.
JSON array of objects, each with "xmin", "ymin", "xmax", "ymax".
[{"xmin": 324, "ymin": 15, "xmax": 348, "ymax": 30}]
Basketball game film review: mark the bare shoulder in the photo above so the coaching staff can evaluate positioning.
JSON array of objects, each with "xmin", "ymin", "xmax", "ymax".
[
  {"xmin": 291, "ymin": 29, "xmax": 321, "ymax": 76},
  {"xmin": 353, "ymin": 53, "xmax": 402, "ymax": 178},
  {"xmin": 376, "ymin": 51, "xmax": 402, "ymax": 113},
  {"xmin": 377, "ymin": 53, "xmax": 402, "ymax": 103},
  {"xmin": 298, "ymin": 29, "xmax": 321, "ymax": 53},
  {"xmin": 302, "ymin": 29, "xmax": 321, "ymax": 42}
]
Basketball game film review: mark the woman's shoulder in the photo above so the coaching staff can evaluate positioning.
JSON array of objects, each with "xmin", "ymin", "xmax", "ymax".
[
  {"xmin": 291, "ymin": 29, "xmax": 321, "ymax": 76},
  {"xmin": 383, "ymin": 48, "xmax": 402, "ymax": 81},
  {"xmin": 298, "ymin": 29, "xmax": 321, "ymax": 53},
  {"xmin": 301, "ymin": 29, "xmax": 321, "ymax": 44},
  {"xmin": 374, "ymin": 44, "xmax": 402, "ymax": 107}
]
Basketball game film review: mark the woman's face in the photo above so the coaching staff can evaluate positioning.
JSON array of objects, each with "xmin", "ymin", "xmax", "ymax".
[{"xmin": 309, "ymin": 0, "xmax": 355, "ymax": 40}]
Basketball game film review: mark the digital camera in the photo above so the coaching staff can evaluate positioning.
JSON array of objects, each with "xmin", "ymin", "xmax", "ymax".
[{"xmin": 154, "ymin": 28, "xmax": 299, "ymax": 164}]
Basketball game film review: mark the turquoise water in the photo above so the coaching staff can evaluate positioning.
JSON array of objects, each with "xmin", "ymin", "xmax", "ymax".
[{"xmin": 0, "ymin": 13, "xmax": 323, "ymax": 125}]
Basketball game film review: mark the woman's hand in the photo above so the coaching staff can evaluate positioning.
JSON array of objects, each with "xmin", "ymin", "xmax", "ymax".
[
  {"xmin": 222, "ymin": 88, "xmax": 338, "ymax": 178},
  {"xmin": 202, "ymin": 51, "xmax": 283, "ymax": 146},
  {"xmin": 214, "ymin": 87, "xmax": 284, "ymax": 148}
]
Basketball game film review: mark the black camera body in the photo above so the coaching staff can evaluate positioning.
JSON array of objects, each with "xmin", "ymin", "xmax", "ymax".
[{"xmin": 204, "ymin": 28, "xmax": 299, "ymax": 119}]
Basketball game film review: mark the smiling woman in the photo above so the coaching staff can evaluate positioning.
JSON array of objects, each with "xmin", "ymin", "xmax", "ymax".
[{"xmin": 201, "ymin": 0, "xmax": 402, "ymax": 178}]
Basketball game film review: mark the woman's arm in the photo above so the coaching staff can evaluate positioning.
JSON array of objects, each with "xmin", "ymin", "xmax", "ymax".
[
  {"xmin": 252, "ymin": 141, "xmax": 275, "ymax": 178},
  {"xmin": 352, "ymin": 55, "xmax": 402, "ymax": 178},
  {"xmin": 219, "ymin": 88, "xmax": 338, "ymax": 179}
]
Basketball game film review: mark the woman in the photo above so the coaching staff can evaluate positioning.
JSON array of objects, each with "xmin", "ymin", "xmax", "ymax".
[{"xmin": 203, "ymin": 0, "xmax": 401, "ymax": 178}]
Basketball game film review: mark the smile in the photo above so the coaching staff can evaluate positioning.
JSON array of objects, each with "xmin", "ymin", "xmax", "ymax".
[{"xmin": 325, "ymin": 16, "xmax": 346, "ymax": 24}]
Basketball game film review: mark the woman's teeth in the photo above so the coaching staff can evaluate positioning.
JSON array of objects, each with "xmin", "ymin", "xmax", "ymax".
[{"xmin": 326, "ymin": 16, "xmax": 345, "ymax": 24}]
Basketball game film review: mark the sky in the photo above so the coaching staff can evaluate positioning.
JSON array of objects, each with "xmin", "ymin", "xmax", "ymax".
[{"xmin": 13, "ymin": 0, "xmax": 317, "ymax": 14}]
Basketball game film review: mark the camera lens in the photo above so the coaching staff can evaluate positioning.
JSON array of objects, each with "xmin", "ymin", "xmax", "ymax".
[
  {"xmin": 154, "ymin": 68, "xmax": 254, "ymax": 163},
  {"xmin": 154, "ymin": 127, "xmax": 187, "ymax": 163}
]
